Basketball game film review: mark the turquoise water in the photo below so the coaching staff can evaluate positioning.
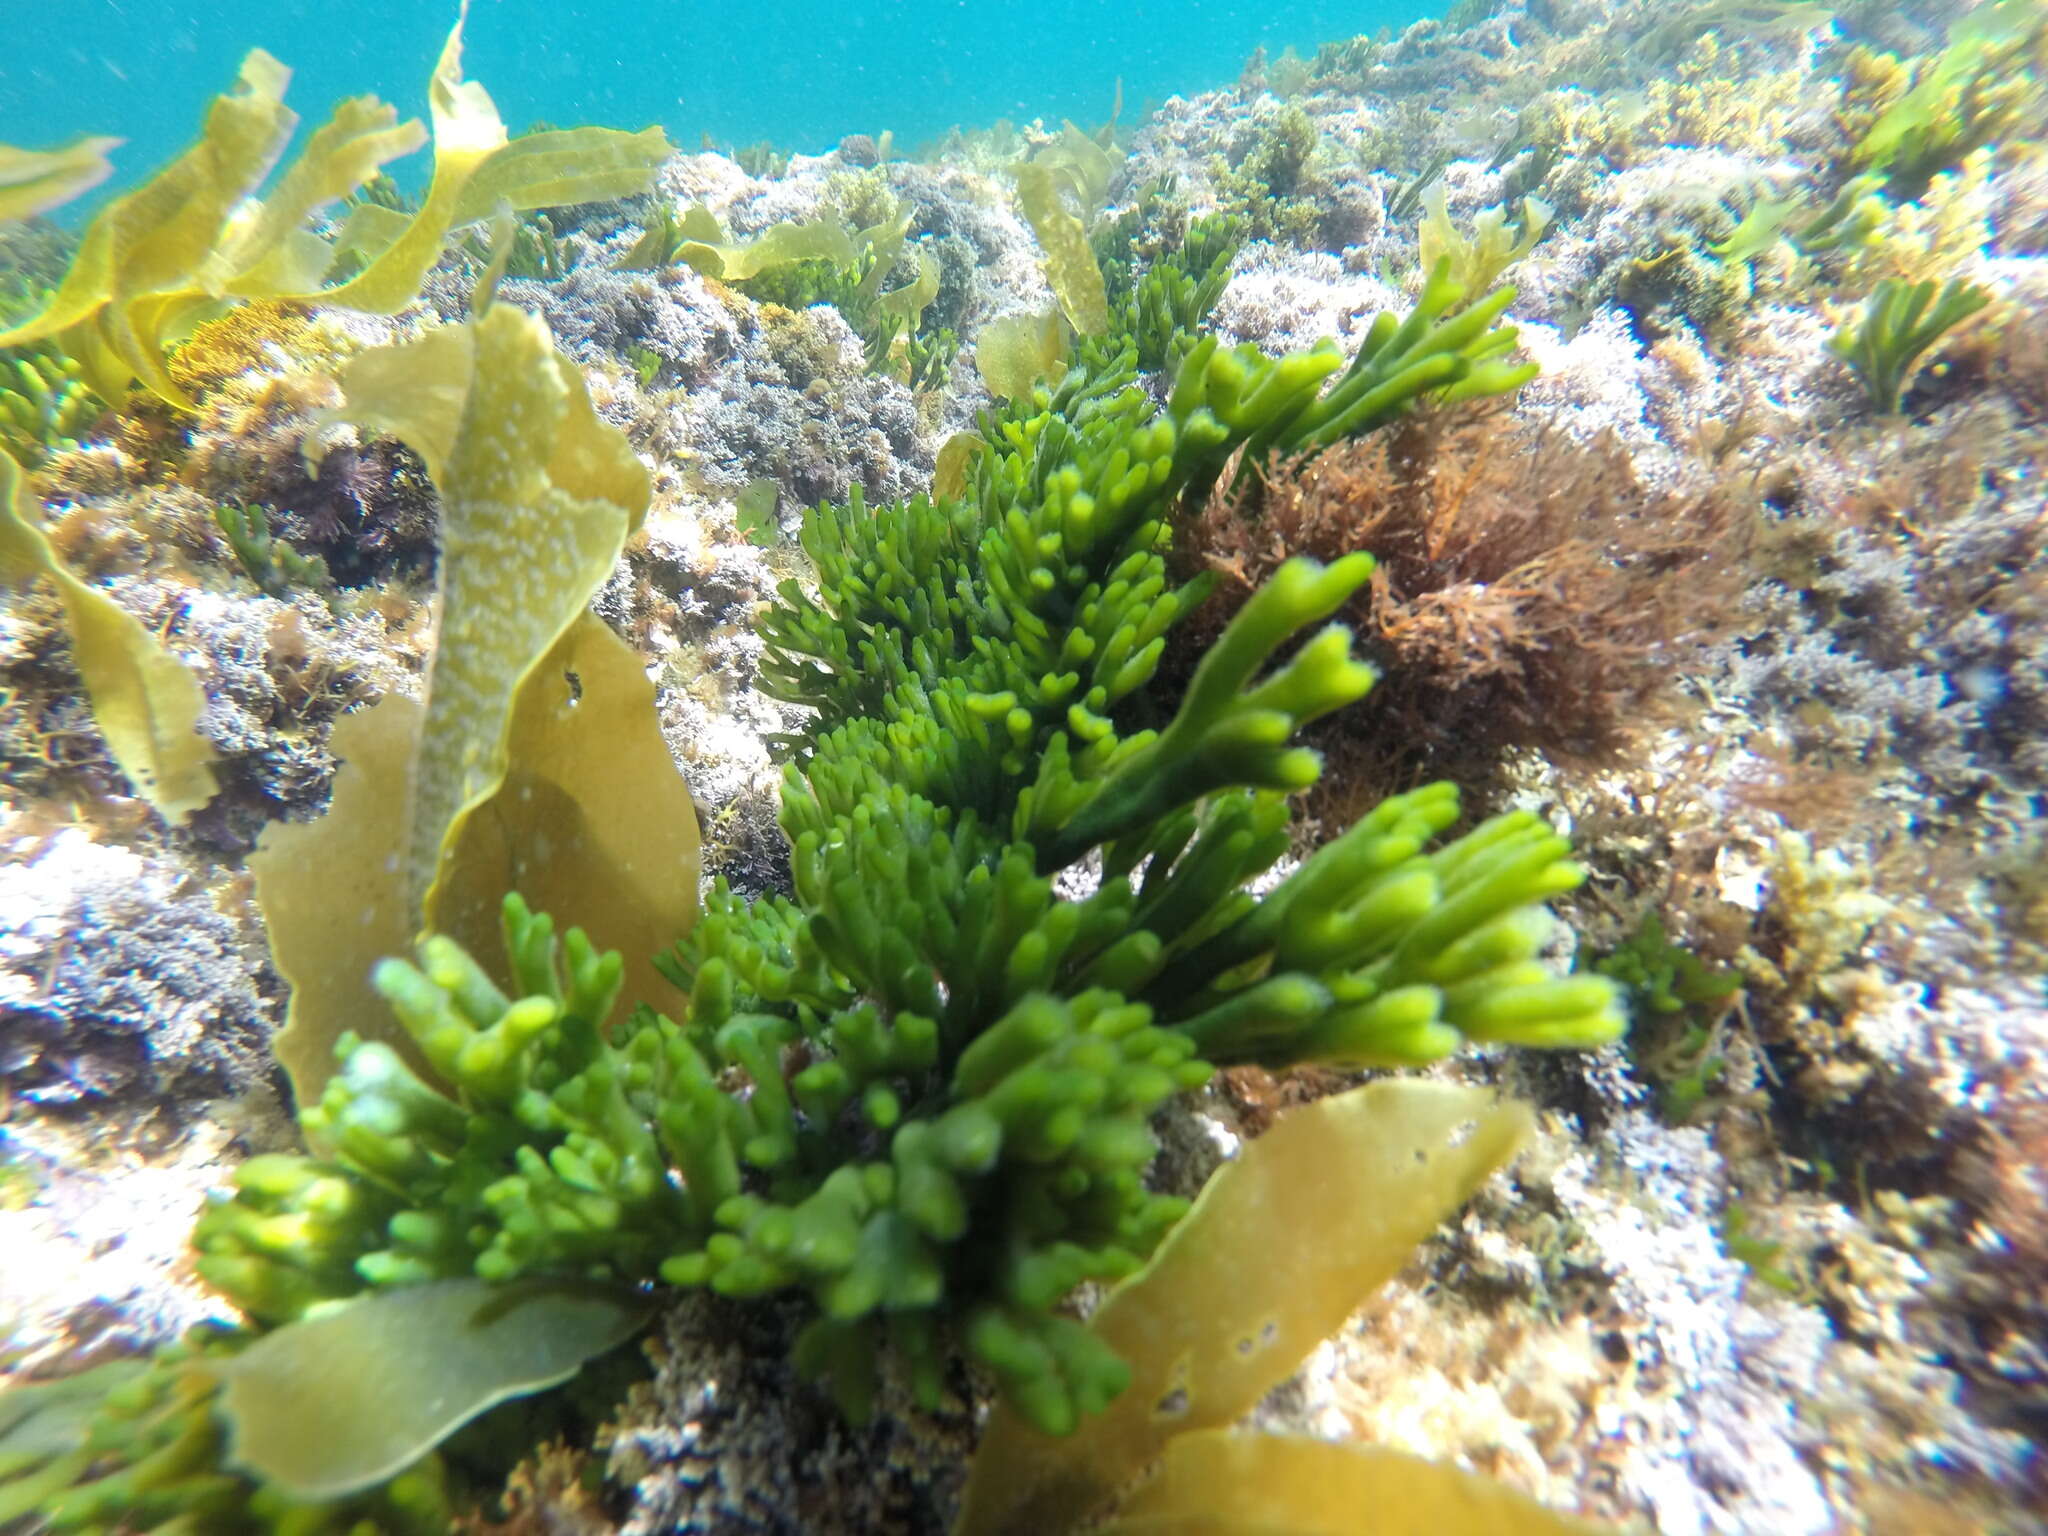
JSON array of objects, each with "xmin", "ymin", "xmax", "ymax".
[{"xmin": 5, "ymin": 0, "xmax": 1415, "ymax": 197}]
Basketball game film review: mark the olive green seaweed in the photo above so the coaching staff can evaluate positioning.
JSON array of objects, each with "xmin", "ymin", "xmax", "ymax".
[
  {"xmin": 213, "ymin": 502, "xmax": 330, "ymax": 596},
  {"xmin": 1827, "ymin": 274, "xmax": 1991, "ymax": 414},
  {"xmin": 211, "ymin": 1277, "xmax": 652, "ymax": 1500}
]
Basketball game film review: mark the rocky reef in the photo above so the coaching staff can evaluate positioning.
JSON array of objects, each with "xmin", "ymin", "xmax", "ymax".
[{"xmin": 0, "ymin": 0, "xmax": 2043, "ymax": 1531}]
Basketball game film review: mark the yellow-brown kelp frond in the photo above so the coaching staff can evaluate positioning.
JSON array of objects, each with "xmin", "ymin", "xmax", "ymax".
[
  {"xmin": 1014, "ymin": 158, "xmax": 1112, "ymax": 337},
  {"xmin": 0, "ymin": 449, "xmax": 216, "ymax": 821},
  {"xmin": 252, "ymin": 301, "xmax": 698, "ymax": 1108},
  {"xmin": 974, "ymin": 306, "xmax": 1069, "ymax": 400},
  {"xmin": 637, "ymin": 204, "xmax": 861, "ymax": 282},
  {"xmin": 0, "ymin": 136, "xmax": 122, "ymax": 223},
  {"xmin": 212, "ymin": 1277, "xmax": 652, "ymax": 1501},
  {"xmin": 0, "ymin": 7, "xmax": 669, "ymax": 410},
  {"xmin": 0, "ymin": 50, "xmax": 310, "ymax": 407},
  {"xmin": 1096, "ymin": 1431, "xmax": 1617, "ymax": 1535},
  {"xmin": 306, "ymin": 8, "xmax": 667, "ymax": 317},
  {"xmin": 957, "ymin": 1080, "xmax": 1609, "ymax": 1535}
]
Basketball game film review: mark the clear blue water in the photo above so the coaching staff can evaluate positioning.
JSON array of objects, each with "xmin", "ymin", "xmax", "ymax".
[{"xmin": 4, "ymin": 0, "xmax": 1418, "ymax": 202}]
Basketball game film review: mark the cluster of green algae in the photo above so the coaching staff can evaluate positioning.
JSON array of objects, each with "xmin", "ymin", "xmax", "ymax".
[
  {"xmin": 0, "ymin": 51, "xmax": 1633, "ymax": 1536},
  {"xmin": 618, "ymin": 192, "xmax": 954, "ymax": 385}
]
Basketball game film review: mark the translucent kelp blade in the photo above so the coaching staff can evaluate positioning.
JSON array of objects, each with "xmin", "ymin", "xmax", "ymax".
[
  {"xmin": 0, "ymin": 49, "xmax": 298, "ymax": 406},
  {"xmin": 445, "ymin": 124, "xmax": 675, "ymax": 227},
  {"xmin": 253, "ymin": 695, "xmax": 432, "ymax": 1103},
  {"xmin": 0, "ymin": 52, "xmax": 292, "ymax": 351},
  {"xmin": 1014, "ymin": 160, "xmax": 1110, "ymax": 336},
  {"xmin": 261, "ymin": 301, "xmax": 689, "ymax": 1111},
  {"xmin": 956, "ymin": 1080, "xmax": 1533, "ymax": 1536},
  {"xmin": 0, "ymin": 450, "xmax": 217, "ymax": 823},
  {"xmin": 211, "ymin": 1277, "xmax": 651, "ymax": 1501},
  {"xmin": 321, "ymin": 301, "xmax": 643, "ymax": 917},
  {"xmin": 433, "ymin": 612, "xmax": 702, "ymax": 1022},
  {"xmin": 667, "ymin": 207, "xmax": 862, "ymax": 283},
  {"xmin": 0, "ymin": 136, "xmax": 122, "ymax": 222},
  {"xmin": 216, "ymin": 94, "xmax": 428, "ymax": 295},
  {"xmin": 1097, "ymin": 1430, "xmax": 1616, "ymax": 1535},
  {"xmin": 0, "ymin": 7, "xmax": 665, "ymax": 409},
  {"xmin": 975, "ymin": 308, "xmax": 1068, "ymax": 401},
  {"xmin": 303, "ymin": 8, "xmax": 666, "ymax": 310}
]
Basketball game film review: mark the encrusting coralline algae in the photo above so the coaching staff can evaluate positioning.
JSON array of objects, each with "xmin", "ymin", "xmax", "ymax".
[{"xmin": 0, "ymin": 0, "xmax": 2044, "ymax": 1530}]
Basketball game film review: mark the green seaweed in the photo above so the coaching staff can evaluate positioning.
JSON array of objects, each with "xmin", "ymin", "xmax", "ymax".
[
  {"xmin": 1120, "ymin": 213, "xmax": 1242, "ymax": 375},
  {"xmin": 0, "ymin": 274, "xmax": 104, "ymax": 473},
  {"xmin": 896, "ymin": 320, "xmax": 959, "ymax": 392},
  {"xmin": 0, "ymin": 339, "xmax": 100, "ymax": 468},
  {"xmin": 183, "ymin": 263, "xmax": 1604, "ymax": 1460},
  {"xmin": 1588, "ymin": 914, "xmax": 1740, "ymax": 1017},
  {"xmin": 1722, "ymin": 1203, "xmax": 1807, "ymax": 1298},
  {"xmin": 1585, "ymin": 915, "xmax": 1741, "ymax": 1124},
  {"xmin": 0, "ymin": 46, "xmax": 1630, "ymax": 1517},
  {"xmin": 213, "ymin": 502, "xmax": 330, "ymax": 597},
  {"xmin": 462, "ymin": 209, "xmax": 579, "ymax": 282},
  {"xmin": 1853, "ymin": 0, "xmax": 2042, "ymax": 199},
  {"xmin": 0, "ymin": 1331, "xmax": 458, "ymax": 1533},
  {"xmin": 1827, "ymin": 275, "xmax": 1991, "ymax": 414}
]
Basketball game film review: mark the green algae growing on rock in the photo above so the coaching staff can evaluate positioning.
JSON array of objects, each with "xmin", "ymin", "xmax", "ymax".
[
  {"xmin": 0, "ymin": 67, "xmax": 1629, "ymax": 1511},
  {"xmin": 20, "ymin": 0, "xmax": 2048, "ymax": 1527}
]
